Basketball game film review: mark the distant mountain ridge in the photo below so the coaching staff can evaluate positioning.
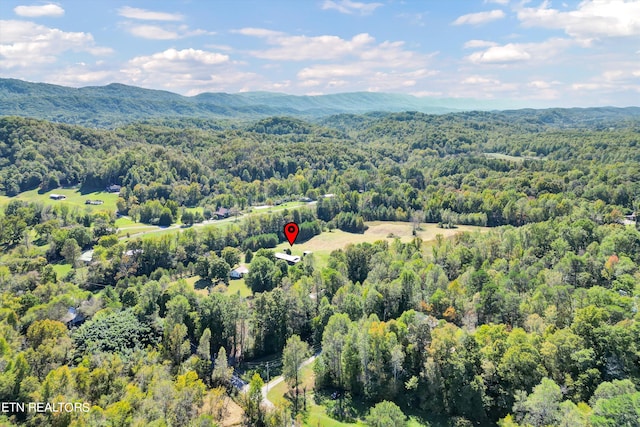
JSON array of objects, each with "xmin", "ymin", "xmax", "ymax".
[
  {"xmin": 1, "ymin": 78, "xmax": 639, "ymax": 128},
  {"xmin": 0, "ymin": 78, "xmax": 502, "ymax": 127}
]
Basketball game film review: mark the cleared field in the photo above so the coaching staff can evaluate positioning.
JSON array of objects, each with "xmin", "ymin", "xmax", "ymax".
[
  {"xmin": 51, "ymin": 263, "xmax": 73, "ymax": 278},
  {"xmin": 0, "ymin": 188, "xmax": 119, "ymax": 212},
  {"xmin": 274, "ymin": 222, "xmax": 489, "ymax": 268},
  {"xmin": 484, "ymin": 152, "xmax": 544, "ymax": 162},
  {"xmin": 172, "ymin": 275, "xmax": 252, "ymax": 298},
  {"xmin": 226, "ymin": 277, "xmax": 252, "ymax": 298}
]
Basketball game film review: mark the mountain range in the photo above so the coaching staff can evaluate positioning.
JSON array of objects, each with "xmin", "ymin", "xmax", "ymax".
[
  {"xmin": 0, "ymin": 78, "xmax": 514, "ymax": 127},
  {"xmin": 1, "ymin": 78, "xmax": 639, "ymax": 129}
]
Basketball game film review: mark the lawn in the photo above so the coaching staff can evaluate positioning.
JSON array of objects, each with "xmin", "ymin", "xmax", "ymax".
[
  {"xmin": 274, "ymin": 222, "xmax": 489, "ymax": 269},
  {"xmin": 51, "ymin": 263, "xmax": 73, "ymax": 278},
  {"xmin": 171, "ymin": 275, "xmax": 252, "ymax": 298},
  {"xmin": 226, "ymin": 277, "xmax": 252, "ymax": 298},
  {"xmin": 0, "ymin": 188, "xmax": 119, "ymax": 213}
]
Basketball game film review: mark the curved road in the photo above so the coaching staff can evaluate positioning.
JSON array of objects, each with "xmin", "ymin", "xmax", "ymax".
[{"xmin": 242, "ymin": 353, "xmax": 318, "ymax": 408}]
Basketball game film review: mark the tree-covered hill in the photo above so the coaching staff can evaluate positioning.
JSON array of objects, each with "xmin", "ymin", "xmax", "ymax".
[{"xmin": 0, "ymin": 78, "xmax": 465, "ymax": 127}]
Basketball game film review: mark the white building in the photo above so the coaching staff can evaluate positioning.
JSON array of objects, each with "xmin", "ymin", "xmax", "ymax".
[
  {"xmin": 230, "ymin": 265, "xmax": 249, "ymax": 279},
  {"xmin": 275, "ymin": 253, "xmax": 301, "ymax": 265}
]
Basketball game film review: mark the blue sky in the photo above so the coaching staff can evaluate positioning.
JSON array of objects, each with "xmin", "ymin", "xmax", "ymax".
[{"xmin": 1, "ymin": 0, "xmax": 639, "ymax": 107}]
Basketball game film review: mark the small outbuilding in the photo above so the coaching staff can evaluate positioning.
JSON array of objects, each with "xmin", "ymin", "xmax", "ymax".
[
  {"xmin": 50, "ymin": 194, "xmax": 66, "ymax": 200},
  {"xmin": 230, "ymin": 266, "xmax": 249, "ymax": 279},
  {"xmin": 214, "ymin": 207, "xmax": 230, "ymax": 219}
]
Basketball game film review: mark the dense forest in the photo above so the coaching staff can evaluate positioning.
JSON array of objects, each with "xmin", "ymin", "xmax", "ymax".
[{"xmin": 0, "ymin": 106, "xmax": 639, "ymax": 427}]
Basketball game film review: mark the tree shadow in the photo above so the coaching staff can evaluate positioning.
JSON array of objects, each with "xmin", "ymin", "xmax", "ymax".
[{"xmin": 194, "ymin": 279, "xmax": 211, "ymax": 290}]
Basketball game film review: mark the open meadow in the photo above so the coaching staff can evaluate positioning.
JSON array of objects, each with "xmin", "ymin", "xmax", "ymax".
[
  {"xmin": 275, "ymin": 221, "xmax": 490, "ymax": 268},
  {"xmin": 0, "ymin": 188, "xmax": 119, "ymax": 213}
]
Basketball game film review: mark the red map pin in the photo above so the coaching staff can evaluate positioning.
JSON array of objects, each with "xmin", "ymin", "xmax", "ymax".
[{"xmin": 284, "ymin": 222, "xmax": 299, "ymax": 246}]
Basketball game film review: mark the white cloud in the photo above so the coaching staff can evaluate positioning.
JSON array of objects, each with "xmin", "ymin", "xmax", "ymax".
[
  {"xmin": 123, "ymin": 23, "xmax": 213, "ymax": 40},
  {"xmin": 571, "ymin": 67, "xmax": 640, "ymax": 93},
  {"xmin": 233, "ymin": 28, "xmax": 284, "ymax": 37},
  {"xmin": 467, "ymin": 44, "xmax": 531, "ymax": 63},
  {"xmin": 527, "ymin": 80, "xmax": 560, "ymax": 89},
  {"xmin": 14, "ymin": 4, "xmax": 64, "ymax": 17},
  {"xmin": 462, "ymin": 75, "xmax": 501, "ymax": 85},
  {"xmin": 411, "ymin": 90, "xmax": 443, "ymax": 97},
  {"xmin": 453, "ymin": 9, "xmax": 505, "ymax": 25},
  {"xmin": 117, "ymin": 6, "xmax": 183, "ymax": 21},
  {"xmin": 127, "ymin": 25, "xmax": 179, "ymax": 40},
  {"xmin": 236, "ymin": 28, "xmax": 437, "ymax": 92},
  {"xmin": 236, "ymin": 28, "xmax": 432, "ymax": 68},
  {"xmin": 321, "ymin": 0, "xmax": 383, "ymax": 15},
  {"xmin": 48, "ymin": 64, "xmax": 117, "ymax": 87},
  {"xmin": 485, "ymin": 0, "xmax": 509, "ymax": 4},
  {"xmin": 237, "ymin": 29, "xmax": 375, "ymax": 61},
  {"xmin": 518, "ymin": 0, "xmax": 640, "ymax": 42},
  {"xmin": 298, "ymin": 64, "xmax": 438, "ymax": 91},
  {"xmin": 0, "ymin": 20, "xmax": 112, "ymax": 69},
  {"xmin": 205, "ymin": 44, "xmax": 233, "ymax": 52},
  {"xmin": 127, "ymin": 48, "xmax": 229, "ymax": 69},
  {"xmin": 121, "ymin": 48, "xmax": 264, "ymax": 95},
  {"xmin": 463, "ymin": 39, "xmax": 499, "ymax": 49},
  {"xmin": 466, "ymin": 38, "xmax": 574, "ymax": 64}
]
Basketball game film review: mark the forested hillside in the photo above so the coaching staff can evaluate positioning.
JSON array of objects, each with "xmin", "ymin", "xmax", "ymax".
[
  {"xmin": 0, "ymin": 108, "xmax": 639, "ymax": 426},
  {"xmin": 0, "ymin": 79, "xmax": 465, "ymax": 127}
]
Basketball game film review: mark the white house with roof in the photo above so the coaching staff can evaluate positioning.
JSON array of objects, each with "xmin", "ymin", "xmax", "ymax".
[{"xmin": 230, "ymin": 265, "xmax": 249, "ymax": 279}]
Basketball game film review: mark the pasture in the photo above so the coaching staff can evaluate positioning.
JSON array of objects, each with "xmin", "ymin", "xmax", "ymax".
[
  {"xmin": 274, "ymin": 221, "xmax": 489, "ymax": 268},
  {"xmin": 0, "ymin": 188, "xmax": 119, "ymax": 213}
]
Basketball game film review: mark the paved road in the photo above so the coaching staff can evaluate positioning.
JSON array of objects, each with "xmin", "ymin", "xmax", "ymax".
[
  {"xmin": 118, "ymin": 201, "xmax": 316, "ymax": 240},
  {"xmin": 262, "ymin": 354, "xmax": 317, "ymax": 408}
]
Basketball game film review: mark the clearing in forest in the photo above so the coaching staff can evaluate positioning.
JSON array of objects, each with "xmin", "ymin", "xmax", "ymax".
[{"xmin": 274, "ymin": 221, "xmax": 489, "ymax": 267}]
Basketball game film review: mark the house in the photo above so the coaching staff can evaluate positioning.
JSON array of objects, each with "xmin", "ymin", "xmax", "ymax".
[
  {"xmin": 61, "ymin": 307, "xmax": 86, "ymax": 328},
  {"xmin": 230, "ymin": 265, "xmax": 249, "ymax": 279},
  {"xmin": 623, "ymin": 212, "xmax": 637, "ymax": 225},
  {"xmin": 79, "ymin": 250, "xmax": 94, "ymax": 263},
  {"xmin": 275, "ymin": 252, "xmax": 301, "ymax": 265},
  {"xmin": 106, "ymin": 184, "xmax": 121, "ymax": 193},
  {"xmin": 50, "ymin": 194, "xmax": 66, "ymax": 200},
  {"xmin": 214, "ymin": 207, "xmax": 230, "ymax": 219},
  {"xmin": 85, "ymin": 199, "xmax": 104, "ymax": 205}
]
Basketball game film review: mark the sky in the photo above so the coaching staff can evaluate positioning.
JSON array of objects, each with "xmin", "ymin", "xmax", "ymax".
[{"xmin": 0, "ymin": 0, "xmax": 639, "ymax": 107}]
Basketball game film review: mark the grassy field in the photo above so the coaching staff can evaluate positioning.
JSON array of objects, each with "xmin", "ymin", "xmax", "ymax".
[
  {"xmin": 0, "ymin": 188, "xmax": 119, "ymax": 213},
  {"xmin": 172, "ymin": 275, "xmax": 252, "ymax": 298},
  {"xmin": 484, "ymin": 152, "xmax": 544, "ymax": 162},
  {"xmin": 226, "ymin": 277, "xmax": 252, "ymax": 297},
  {"xmin": 274, "ymin": 221, "xmax": 489, "ymax": 269},
  {"xmin": 51, "ymin": 263, "xmax": 73, "ymax": 278}
]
